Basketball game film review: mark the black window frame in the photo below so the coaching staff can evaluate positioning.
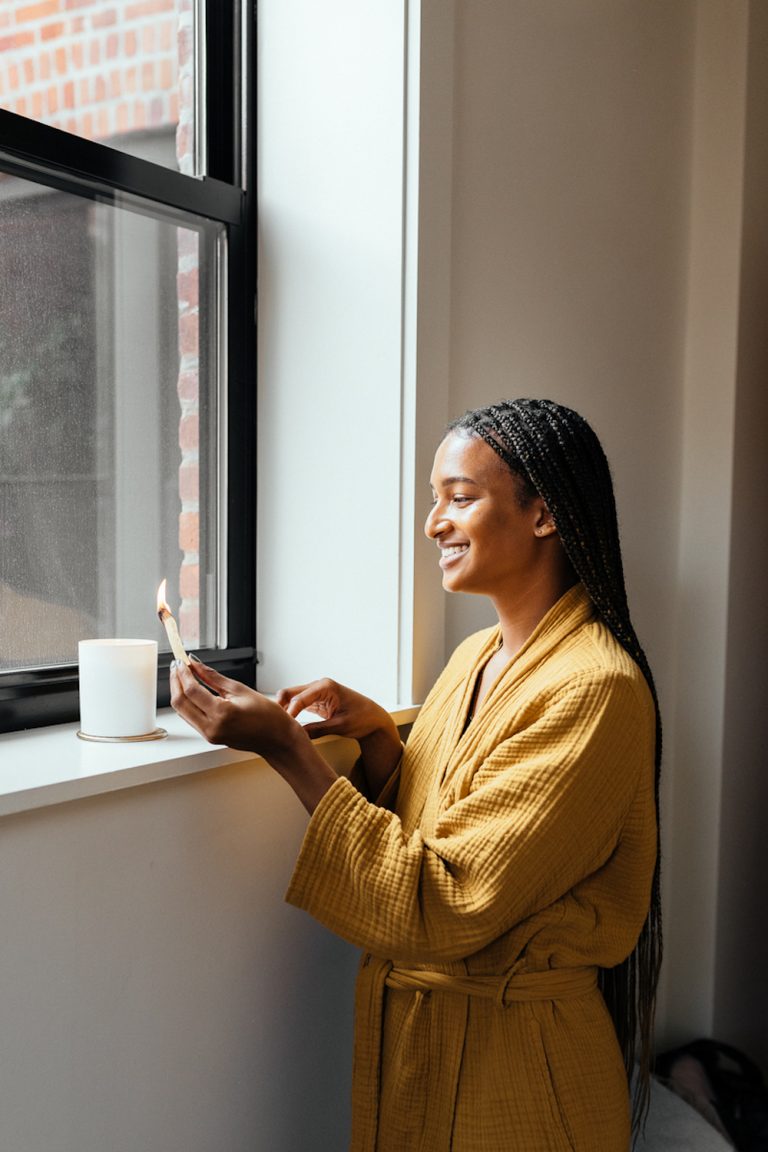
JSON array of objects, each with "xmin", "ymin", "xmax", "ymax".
[{"xmin": 0, "ymin": 2, "xmax": 256, "ymax": 735}]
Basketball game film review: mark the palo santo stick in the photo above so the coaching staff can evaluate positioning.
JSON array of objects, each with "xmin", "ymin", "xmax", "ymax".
[{"xmin": 156, "ymin": 579, "xmax": 192, "ymax": 666}]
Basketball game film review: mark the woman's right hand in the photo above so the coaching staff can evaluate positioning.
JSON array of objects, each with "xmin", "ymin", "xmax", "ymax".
[
  {"xmin": 276, "ymin": 678, "xmax": 395, "ymax": 742},
  {"xmin": 278, "ymin": 678, "xmax": 403, "ymax": 800}
]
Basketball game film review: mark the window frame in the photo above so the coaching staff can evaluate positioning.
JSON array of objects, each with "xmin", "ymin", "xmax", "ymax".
[{"xmin": 0, "ymin": 1, "xmax": 256, "ymax": 734}]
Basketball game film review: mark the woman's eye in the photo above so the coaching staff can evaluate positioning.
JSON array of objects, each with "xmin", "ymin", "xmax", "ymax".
[{"xmin": 451, "ymin": 495, "xmax": 470, "ymax": 505}]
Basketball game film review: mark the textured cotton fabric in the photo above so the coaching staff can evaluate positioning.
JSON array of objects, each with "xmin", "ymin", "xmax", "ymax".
[{"xmin": 286, "ymin": 584, "xmax": 657, "ymax": 1151}]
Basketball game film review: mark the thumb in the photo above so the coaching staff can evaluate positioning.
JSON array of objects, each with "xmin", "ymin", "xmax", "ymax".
[{"xmin": 301, "ymin": 716, "xmax": 342, "ymax": 739}]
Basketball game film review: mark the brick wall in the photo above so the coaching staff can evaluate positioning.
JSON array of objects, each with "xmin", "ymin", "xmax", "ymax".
[
  {"xmin": 0, "ymin": 0, "xmax": 202, "ymax": 648},
  {"xmin": 0, "ymin": 0, "xmax": 181, "ymax": 144}
]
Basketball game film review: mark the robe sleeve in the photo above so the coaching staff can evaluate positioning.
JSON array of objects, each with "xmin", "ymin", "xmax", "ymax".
[{"xmin": 285, "ymin": 669, "xmax": 655, "ymax": 964}]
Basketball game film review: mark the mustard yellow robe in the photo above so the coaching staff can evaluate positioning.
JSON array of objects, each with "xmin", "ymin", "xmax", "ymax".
[{"xmin": 286, "ymin": 584, "xmax": 657, "ymax": 1151}]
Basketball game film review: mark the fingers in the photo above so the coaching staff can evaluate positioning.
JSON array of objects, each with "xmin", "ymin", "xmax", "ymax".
[
  {"xmin": 186, "ymin": 660, "xmax": 236, "ymax": 697},
  {"xmin": 278, "ymin": 679, "xmax": 340, "ymax": 720},
  {"xmin": 275, "ymin": 684, "xmax": 305, "ymax": 711},
  {"xmin": 170, "ymin": 663, "xmax": 219, "ymax": 737}
]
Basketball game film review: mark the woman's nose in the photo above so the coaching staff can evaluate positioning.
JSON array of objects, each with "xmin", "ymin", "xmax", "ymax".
[{"xmin": 425, "ymin": 502, "xmax": 447, "ymax": 539}]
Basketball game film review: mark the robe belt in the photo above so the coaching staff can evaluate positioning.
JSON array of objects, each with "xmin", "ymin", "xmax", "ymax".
[{"xmin": 384, "ymin": 964, "xmax": 598, "ymax": 1006}]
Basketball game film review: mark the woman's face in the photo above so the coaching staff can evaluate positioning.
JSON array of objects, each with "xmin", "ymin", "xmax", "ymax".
[{"xmin": 425, "ymin": 432, "xmax": 554, "ymax": 599}]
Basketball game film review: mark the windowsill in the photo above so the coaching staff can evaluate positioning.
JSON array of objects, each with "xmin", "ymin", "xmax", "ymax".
[{"xmin": 0, "ymin": 704, "xmax": 420, "ymax": 818}]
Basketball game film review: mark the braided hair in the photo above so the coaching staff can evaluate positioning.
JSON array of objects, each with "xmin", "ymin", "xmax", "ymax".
[{"xmin": 448, "ymin": 397, "xmax": 662, "ymax": 1133}]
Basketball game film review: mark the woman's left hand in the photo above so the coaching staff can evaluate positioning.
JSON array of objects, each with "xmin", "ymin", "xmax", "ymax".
[
  {"xmin": 169, "ymin": 661, "xmax": 338, "ymax": 813},
  {"xmin": 170, "ymin": 660, "xmax": 301, "ymax": 759}
]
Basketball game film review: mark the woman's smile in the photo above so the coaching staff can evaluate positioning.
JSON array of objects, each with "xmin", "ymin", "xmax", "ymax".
[{"xmin": 438, "ymin": 543, "xmax": 469, "ymax": 568}]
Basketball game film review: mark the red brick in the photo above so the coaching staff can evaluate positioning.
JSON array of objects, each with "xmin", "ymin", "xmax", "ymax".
[
  {"xmin": 178, "ymin": 604, "xmax": 199, "ymax": 647},
  {"xmin": 97, "ymin": 106, "xmax": 109, "ymax": 135},
  {"xmin": 134, "ymin": 99, "xmax": 146, "ymax": 129},
  {"xmin": 94, "ymin": 74, "xmax": 106, "ymax": 101},
  {"xmin": 159, "ymin": 58, "xmax": 173, "ymax": 90},
  {"xmin": 89, "ymin": 38, "xmax": 99, "ymax": 65},
  {"xmin": 177, "ymin": 370, "xmax": 199, "ymax": 402},
  {"xmin": 169, "ymin": 91, "xmax": 179, "ymax": 124},
  {"xmin": 159, "ymin": 20, "xmax": 173, "ymax": 51},
  {"xmin": 65, "ymin": 0, "xmax": 98, "ymax": 8},
  {"xmin": 39, "ymin": 53, "xmax": 51, "ymax": 79},
  {"xmin": 125, "ymin": 28, "xmax": 137, "ymax": 55},
  {"xmin": 125, "ymin": 65, "xmax": 137, "ymax": 93},
  {"xmin": 109, "ymin": 69, "xmax": 121, "ymax": 97},
  {"xmin": 92, "ymin": 8, "xmax": 117, "ymax": 28},
  {"xmin": 71, "ymin": 41, "xmax": 83, "ymax": 67},
  {"xmin": 178, "ymin": 462, "xmax": 199, "ymax": 502},
  {"xmin": 32, "ymin": 90, "xmax": 43, "ymax": 117},
  {"xmin": 116, "ymin": 101, "xmax": 130, "ymax": 131},
  {"xmin": 179, "ymin": 563, "xmax": 199, "ymax": 599},
  {"xmin": 15, "ymin": 96, "xmax": 27, "ymax": 116},
  {"xmin": 178, "ymin": 512, "xmax": 199, "ymax": 553},
  {"xmin": 41, "ymin": 21, "xmax": 66, "ymax": 41},
  {"xmin": 8, "ymin": 63, "xmax": 20, "ymax": 89},
  {"xmin": 126, "ymin": 0, "xmax": 174, "ymax": 18},
  {"xmin": 141, "ymin": 61, "xmax": 154, "ymax": 91},
  {"xmin": 176, "ymin": 269, "xmax": 198, "ymax": 308},
  {"xmin": 63, "ymin": 79, "xmax": 75, "ymax": 108},
  {"xmin": 179, "ymin": 412, "xmax": 199, "ymax": 453},
  {"xmin": 106, "ymin": 32, "xmax": 119, "ymax": 58},
  {"xmin": 82, "ymin": 110, "xmax": 94, "ymax": 137},
  {"xmin": 54, "ymin": 46, "xmax": 66, "ymax": 74},
  {"xmin": 178, "ymin": 310, "xmax": 198, "ymax": 357},
  {"xmin": 46, "ymin": 84, "xmax": 58, "ymax": 113},
  {"xmin": 141, "ymin": 24, "xmax": 155, "ymax": 53},
  {"xmin": 16, "ymin": 1, "xmax": 59, "ymax": 23},
  {"xmin": 23, "ymin": 58, "xmax": 35, "ymax": 83}
]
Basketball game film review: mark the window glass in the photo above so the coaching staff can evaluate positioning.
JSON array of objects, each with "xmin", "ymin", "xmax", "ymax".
[
  {"xmin": 0, "ymin": 171, "xmax": 222, "ymax": 672},
  {"xmin": 0, "ymin": 0, "xmax": 199, "ymax": 174}
]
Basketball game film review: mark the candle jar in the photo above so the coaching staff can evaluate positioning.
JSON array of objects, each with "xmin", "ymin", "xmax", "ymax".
[{"xmin": 78, "ymin": 639, "xmax": 163, "ymax": 741}]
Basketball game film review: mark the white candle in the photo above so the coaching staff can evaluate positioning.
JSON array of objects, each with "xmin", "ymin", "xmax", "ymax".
[{"xmin": 78, "ymin": 639, "xmax": 158, "ymax": 738}]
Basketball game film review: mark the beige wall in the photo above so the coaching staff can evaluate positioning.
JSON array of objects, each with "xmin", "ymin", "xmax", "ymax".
[
  {"xmin": 714, "ymin": 0, "xmax": 768, "ymax": 1067},
  {"xmin": 439, "ymin": 0, "xmax": 768, "ymax": 1068}
]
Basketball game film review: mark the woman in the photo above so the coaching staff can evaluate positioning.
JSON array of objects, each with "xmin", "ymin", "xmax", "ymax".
[{"xmin": 170, "ymin": 398, "xmax": 661, "ymax": 1151}]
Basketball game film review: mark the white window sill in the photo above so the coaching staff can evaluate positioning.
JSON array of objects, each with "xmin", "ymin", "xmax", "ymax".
[{"xmin": 0, "ymin": 705, "xmax": 420, "ymax": 818}]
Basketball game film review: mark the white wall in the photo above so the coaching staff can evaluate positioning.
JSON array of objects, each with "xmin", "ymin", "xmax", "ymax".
[
  {"xmin": 0, "ymin": 738, "xmax": 362, "ymax": 1152},
  {"xmin": 256, "ymin": 0, "xmax": 407, "ymax": 704}
]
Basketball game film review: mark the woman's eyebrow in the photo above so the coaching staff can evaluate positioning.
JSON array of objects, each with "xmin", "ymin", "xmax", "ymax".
[{"xmin": 437, "ymin": 475, "xmax": 479, "ymax": 486}]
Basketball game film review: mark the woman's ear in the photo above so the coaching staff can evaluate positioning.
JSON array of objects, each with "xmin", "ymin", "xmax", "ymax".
[{"xmin": 533, "ymin": 502, "xmax": 557, "ymax": 537}]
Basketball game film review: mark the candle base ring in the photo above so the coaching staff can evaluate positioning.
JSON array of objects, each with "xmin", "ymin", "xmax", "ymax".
[{"xmin": 76, "ymin": 728, "xmax": 168, "ymax": 743}]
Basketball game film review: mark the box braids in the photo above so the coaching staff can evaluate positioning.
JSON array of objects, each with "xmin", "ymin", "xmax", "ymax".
[{"xmin": 449, "ymin": 397, "xmax": 662, "ymax": 1133}]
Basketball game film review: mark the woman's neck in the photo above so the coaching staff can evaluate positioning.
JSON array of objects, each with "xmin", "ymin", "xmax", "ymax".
[{"xmin": 492, "ymin": 564, "xmax": 578, "ymax": 658}]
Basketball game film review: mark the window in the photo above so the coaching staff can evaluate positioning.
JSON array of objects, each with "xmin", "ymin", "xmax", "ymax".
[{"xmin": 0, "ymin": 1, "xmax": 255, "ymax": 732}]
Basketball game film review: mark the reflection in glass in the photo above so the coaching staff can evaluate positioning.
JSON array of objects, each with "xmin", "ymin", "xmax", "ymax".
[{"xmin": 0, "ymin": 173, "xmax": 221, "ymax": 671}]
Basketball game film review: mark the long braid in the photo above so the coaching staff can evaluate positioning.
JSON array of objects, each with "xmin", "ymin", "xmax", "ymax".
[{"xmin": 449, "ymin": 398, "xmax": 662, "ymax": 1135}]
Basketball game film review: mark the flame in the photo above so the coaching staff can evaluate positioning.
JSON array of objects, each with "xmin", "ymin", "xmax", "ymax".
[{"xmin": 156, "ymin": 579, "xmax": 170, "ymax": 618}]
